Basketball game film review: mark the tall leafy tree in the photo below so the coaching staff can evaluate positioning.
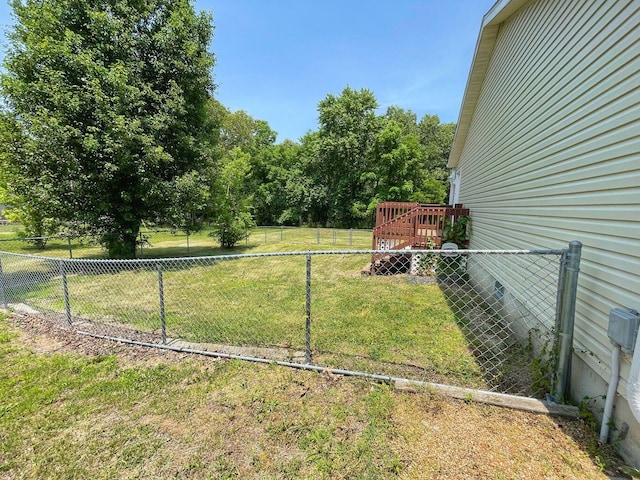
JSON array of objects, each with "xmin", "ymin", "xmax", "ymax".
[
  {"xmin": 369, "ymin": 120, "xmax": 426, "ymax": 208},
  {"xmin": 294, "ymin": 130, "xmax": 326, "ymax": 226},
  {"xmin": 315, "ymin": 87, "xmax": 381, "ymax": 227},
  {"xmin": 213, "ymin": 147, "xmax": 255, "ymax": 247},
  {"xmin": 418, "ymin": 114, "xmax": 455, "ymax": 202},
  {"xmin": 0, "ymin": 0, "xmax": 216, "ymax": 257},
  {"xmin": 165, "ymin": 170, "xmax": 210, "ymax": 253},
  {"xmin": 252, "ymin": 139, "xmax": 300, "ymax": 225},
  {"xmin": 213, "ymin": 107, "xmax": 278, "ymax": 231},
  {"xmin": 0, "ymin": 111, "xmax": 59, "ymax": 247},
  {"xmin": 384, "ymin": 106, "xmax": 419, "ymax": 137}
]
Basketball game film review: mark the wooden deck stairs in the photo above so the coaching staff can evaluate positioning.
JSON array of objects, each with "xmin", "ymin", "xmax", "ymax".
[{"xmin": 366, "ymin": 202, "xmax": 469, "ymax": 275}]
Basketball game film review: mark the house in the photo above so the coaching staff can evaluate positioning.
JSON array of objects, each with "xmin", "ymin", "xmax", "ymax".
[{"xmin": 448, "ymin": 0, "xmax": 640, "ymax": 464}]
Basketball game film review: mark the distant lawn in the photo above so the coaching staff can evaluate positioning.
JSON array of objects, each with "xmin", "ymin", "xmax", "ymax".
[{"xmin": 0, "ymin": 225, "xmax": 372, "ymax": 259}]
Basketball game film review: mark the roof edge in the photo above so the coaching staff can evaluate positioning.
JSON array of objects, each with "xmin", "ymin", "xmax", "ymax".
[{"xmin": 447, "ymin": 0, "xmax": 530, "ymax": 169}]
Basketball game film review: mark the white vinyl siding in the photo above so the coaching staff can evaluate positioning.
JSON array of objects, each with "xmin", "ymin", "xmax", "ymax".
[{"xmin": 455, "ymin": 0, "xmax": 640, "ymax": 391}]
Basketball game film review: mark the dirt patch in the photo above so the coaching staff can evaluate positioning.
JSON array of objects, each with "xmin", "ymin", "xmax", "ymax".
[{"xmin": 5, "ymin": 312, "xmax": 191, "ymax": 367}]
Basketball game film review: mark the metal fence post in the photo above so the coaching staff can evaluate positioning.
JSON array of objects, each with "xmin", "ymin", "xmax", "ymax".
[
  {"xmin": 67, "ymin": 237, "xmax": 73, "ymax": 259},
  {"xmin": 553, "ymin": 240, "xmax": 582, "ymax": 401},
  {"xmin": 280, "ymin": 226, "xmax": 283, "ymax": 241},
  {"xmin": 305, "ymin": 253, "xmax": 312, "ymax": 364},
  {"xmin": 316, "ymin": 228, "xmax": 320, "ymax": 245},
  {"xmin": 60, "ymin": 260, "xmax": 72, "ymax": 327},
  {"xmin": 349, "ymin": 229, "xmax": 353, "ymax": 246},
  {"xmin": 0, "ymin": 258, "xmax": 8, "ymax": 309},
  {"xmin": 158, "ymin": 263, "xmax": 167, "ymax": 344},
  {"xmin": 264, "ymin": 228, "xmax": 267, "ymax": 243}
]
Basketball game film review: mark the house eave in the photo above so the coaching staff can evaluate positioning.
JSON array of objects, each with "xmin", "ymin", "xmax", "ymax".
[{"xmin": 447, "ymin": 0, "xmax": 531, "ymax": 169}]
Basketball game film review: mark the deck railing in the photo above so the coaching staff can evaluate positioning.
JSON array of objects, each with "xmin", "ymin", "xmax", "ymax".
[{"xmin": 372, "ymin": 202, "xmax": 469, "ymax": 251}]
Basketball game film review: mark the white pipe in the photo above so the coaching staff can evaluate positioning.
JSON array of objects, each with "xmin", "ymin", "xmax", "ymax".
[
  {"xmin": 600, "ymin": 345, "xmax": 620, "ymax": 443},
  {"xmin": 627, "ymin": 329, "xmax": 640, "ymax": 424}
]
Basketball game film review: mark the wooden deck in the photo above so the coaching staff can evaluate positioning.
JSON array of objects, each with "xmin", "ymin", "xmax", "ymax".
[
  {"xmin": 369, "ymin": 202, "xmax": 469, "ymax": 274},
  {"xmin": 372, "ymin": 202, "xmax": 469, "ymax": 250}
]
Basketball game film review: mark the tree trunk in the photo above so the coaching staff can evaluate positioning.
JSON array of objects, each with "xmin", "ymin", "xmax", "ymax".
[{"xmin": 103, "ymin": 222, "xmax": 140, "ymax": 259}]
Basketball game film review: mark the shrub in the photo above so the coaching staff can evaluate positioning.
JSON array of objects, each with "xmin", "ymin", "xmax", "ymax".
[{"xmin": 212, "ymin": 212, "xmax": 255, "ymax": 248}]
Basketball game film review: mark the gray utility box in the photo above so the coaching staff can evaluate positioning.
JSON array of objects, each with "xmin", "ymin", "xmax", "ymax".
[{"xmin": 608, "ymin": 307, "xmax": 640, "ymax": 354}]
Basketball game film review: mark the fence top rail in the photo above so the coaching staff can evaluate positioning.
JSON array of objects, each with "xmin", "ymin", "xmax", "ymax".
[{"xmin": 0, "ymin": 248, "xmax": 566, "ymax": 264}]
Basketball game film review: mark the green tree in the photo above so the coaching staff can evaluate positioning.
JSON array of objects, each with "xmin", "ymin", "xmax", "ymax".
[
  {"xmin": 417, "ymin": 114, "xmax": 455, "ymax": 201},
  {"xmin": 213, "ymin": 107, "xmax": 280, "ymax": 228},
  {"xmin": 166, "ymin": 170, "xmax": 211, "ymax": 253},
  {"xmin": 0, "ymin": 111, "xmax": 62, "ymax": 246},
  {"xmin": 0, "ymin": 0, "xmax": 215, "ymax": 257},
  {"xmin": 315, "ymin": 87, "xmax": 382, "ymax": 227},
  {"xmin": 212, "ymin": 147, "xmax": 255, "ymax": 247},
  {"xmin": 252, "ymin": 140, "xmax": 300, "ymax": 225},
  {"xmin": 384, "ymin": 106, "xmax": 419, "ymax": 137},
  {"xmin": 294, "ymin": 130, "xmax": 326, "ymax": 226},
  {"xmin": 369, "ymin": 120, "xmax": 426, "ymax": 210}
]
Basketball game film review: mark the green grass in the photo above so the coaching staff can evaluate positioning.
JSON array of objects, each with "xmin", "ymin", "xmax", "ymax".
[
  {"xmin": 0, "ymin": 224, "xmax": 372, "ymax": 259},
  {"xmin": 4, "ymin": 250, "xmax": 483, "ymax": 388},
  {"xmin": 0, "ymin": 320, "xmax": 410, "ymax": 479},
  {"xmin": 0, "ymin": 318, "xmax": 624, "ymax": 479}
]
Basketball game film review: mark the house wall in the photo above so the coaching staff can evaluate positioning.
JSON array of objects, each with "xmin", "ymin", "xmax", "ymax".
[{"xmin": 452, "ymin": 0, "xmax": 640, "ymax": 463}]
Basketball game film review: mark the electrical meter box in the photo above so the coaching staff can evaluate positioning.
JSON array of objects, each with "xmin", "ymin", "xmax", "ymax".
[{"xmin": 608, "ymin": 308, "xmax": 640, "ymax": 354}]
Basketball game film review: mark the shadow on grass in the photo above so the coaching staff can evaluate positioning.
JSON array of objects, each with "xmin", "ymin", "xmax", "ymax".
[
  {"xmin": 436, "ymin": 276, "xmax": 545, "ymax": 398},
  {"xmin": 3, "ymin": 268, "xmax": 61, "ymax": 305}
]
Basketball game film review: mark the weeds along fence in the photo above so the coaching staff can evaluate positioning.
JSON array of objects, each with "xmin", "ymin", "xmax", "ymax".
[{"xmin": 0, "ymin": 246, "xmax": 580, "ymax": 399}]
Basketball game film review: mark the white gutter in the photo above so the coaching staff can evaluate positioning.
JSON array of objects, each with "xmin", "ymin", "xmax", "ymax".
[{"xmin": 600, "ymin": 345, "xmax": 621, "ymax": 443}]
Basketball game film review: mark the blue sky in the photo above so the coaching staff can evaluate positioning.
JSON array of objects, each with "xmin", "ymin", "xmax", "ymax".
[{"xmin": 0, "ymin": 0, "xmax": 495, "ymax": 142}]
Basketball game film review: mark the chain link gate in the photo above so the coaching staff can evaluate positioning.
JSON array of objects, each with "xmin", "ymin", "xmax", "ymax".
[{"xmin": 0, "ymin": 245, "xmax": 579, "ymax": 400}]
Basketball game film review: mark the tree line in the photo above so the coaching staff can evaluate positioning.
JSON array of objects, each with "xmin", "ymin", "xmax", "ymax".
[{"xmin": 0, "ymin": 0, "xmax": 454, "ymax": 257}]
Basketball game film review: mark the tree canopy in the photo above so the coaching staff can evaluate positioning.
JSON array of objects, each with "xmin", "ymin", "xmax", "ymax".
[
  {"xmin": 0, "ymin": 2, "xmax": 456, "ymax": 254},
  {"xmin": 0, "ymin": 0, "xmax": 215, "ymax": 257}
]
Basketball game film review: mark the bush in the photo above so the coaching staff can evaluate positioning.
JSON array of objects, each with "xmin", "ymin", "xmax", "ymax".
[
  {"xmin": 212, "ymin": 212, "xmax": 255, "ymax": 248},
  {"xmin": 443, "ymin": 215, "xmax": 471, "ymax": 247}
]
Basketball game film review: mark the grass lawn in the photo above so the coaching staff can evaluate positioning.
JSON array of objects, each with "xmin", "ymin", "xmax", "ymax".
[
  {"xmin": 0, "ymin": 228, "xmax": 551, "ymax": 394},
  {"xmin": 2, "ymin": 249, "xmax": 490, "ymax": 390},
  {"xmin": 0, "ymin": 315, "xmax": 626, "ymax": 480},
  {"xmin": 0, "ymin": 224, "xmax": 373, "ymax": 259}
]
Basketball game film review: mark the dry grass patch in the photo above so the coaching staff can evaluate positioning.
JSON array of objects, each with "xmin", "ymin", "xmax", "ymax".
[
  {"xmin": 389, "ymin": 394, "xmax": 619, "ymax": 479},
  {"xmin": 0, "ymin": 314, "xmax": 629, "ymax": 480}
]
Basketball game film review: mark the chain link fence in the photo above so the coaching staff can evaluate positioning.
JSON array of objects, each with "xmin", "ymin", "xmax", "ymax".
[
  {"xmin": 0, "ymin": 226, "xmax": 374, "ymax": 258},
  {"xmin": 0, "ymin": 246, "xmax": 576, "ymax": 399},
  {"xmin": 246, "ymin": 226, "xmax": 372, "ymax": 248}
]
